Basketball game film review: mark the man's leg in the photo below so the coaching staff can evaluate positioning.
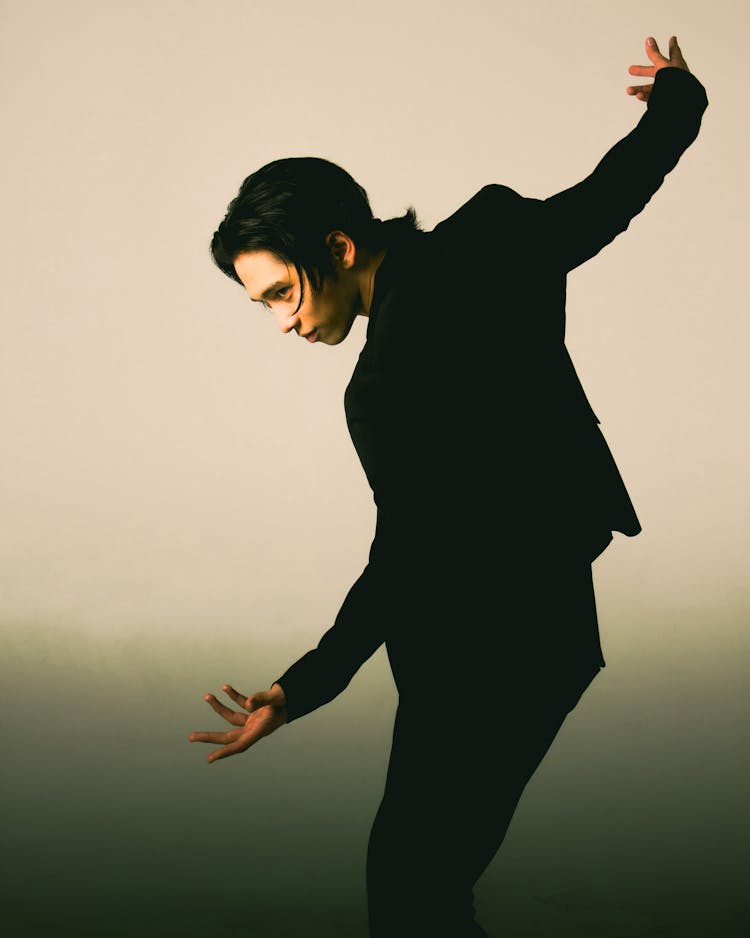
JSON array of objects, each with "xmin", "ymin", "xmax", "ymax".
[{"xmin": 366, "ymin": 661, "xmax": 600, "ymax": 938}]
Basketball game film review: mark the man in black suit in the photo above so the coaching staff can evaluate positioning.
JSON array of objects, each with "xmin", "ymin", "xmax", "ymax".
[{"xmin": 192, "ymin": 36, "xmax": 708, "ymax": 937}]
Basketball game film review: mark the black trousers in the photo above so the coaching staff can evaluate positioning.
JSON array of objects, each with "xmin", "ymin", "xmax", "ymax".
[{"xmin": 366, "ymin": 559, "xmax": 603, "ymax": 937}]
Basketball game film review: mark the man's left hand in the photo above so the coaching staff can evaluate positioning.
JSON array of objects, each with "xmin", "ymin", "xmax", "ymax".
[{"xmin": 627, "ymin": 36, "xmax": 690, "ymax": 103}]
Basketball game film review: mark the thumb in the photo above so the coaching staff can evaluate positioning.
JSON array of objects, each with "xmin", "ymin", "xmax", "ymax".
[
  {"xmin": 245, "ymin": 691, "xmax": 273, "ymax": 711},
  {"xmin": 668, "ymin": 35, "xmax": 689, "ymax": 71},
  {"xmin": 246, "ymin": 688, "xmax": 286, "ymax": 711}
]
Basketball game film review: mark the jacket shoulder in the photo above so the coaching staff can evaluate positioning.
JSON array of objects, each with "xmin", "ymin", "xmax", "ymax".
[
  {"xmin": 431, "ymin": 184, "xmax": 522, "ymax": 228},
  {"xmin": 430, "ymin": 185, "xmax": 539, "ymax": 248}
]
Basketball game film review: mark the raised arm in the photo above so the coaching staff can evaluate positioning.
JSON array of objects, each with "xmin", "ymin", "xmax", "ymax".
[{"xmin": 538, "ymin": 37, "xmax": 708, "ymax": 273}]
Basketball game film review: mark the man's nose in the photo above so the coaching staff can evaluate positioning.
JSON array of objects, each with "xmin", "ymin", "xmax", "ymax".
[{"xmin": 275, "ymin": 309, "xmax": 299, "ymax": 334}]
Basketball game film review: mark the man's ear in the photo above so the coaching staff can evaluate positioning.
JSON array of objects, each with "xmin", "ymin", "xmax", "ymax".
[{"xmin": 325, "ymin": 230, "xmax": 357, "ymax": 270}]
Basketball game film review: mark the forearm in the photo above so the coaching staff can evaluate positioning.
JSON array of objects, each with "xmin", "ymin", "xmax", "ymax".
[
  {"xmin": 540, "ymin": 66, "xmax": 709, "ymax": 272},
  {"xmin": 271, "ymin": 558, "xmax": 386, "ymax": 723}
]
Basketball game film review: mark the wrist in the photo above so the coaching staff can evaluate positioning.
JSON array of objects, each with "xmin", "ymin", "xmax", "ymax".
[{"xmin": 270, "ymin": 682, "xmax": 288, "ymax": 707}]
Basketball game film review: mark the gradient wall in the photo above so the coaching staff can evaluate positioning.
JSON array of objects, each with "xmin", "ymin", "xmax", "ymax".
[{"xmin": 2, "ymin": 1, "xmax": 748, "ymax": 936}]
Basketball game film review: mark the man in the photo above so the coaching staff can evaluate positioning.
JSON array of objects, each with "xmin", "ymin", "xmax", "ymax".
[{"xmin": 191, "ymin": 37, "xmax": 708, "ymax": 937}]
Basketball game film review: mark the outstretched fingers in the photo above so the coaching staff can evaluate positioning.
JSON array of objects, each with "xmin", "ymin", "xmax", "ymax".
[
  {"xmin": 189, "ymin": 727, "xmax": 242, "ymax": 746},
  {"xmin": 206, "ymin": 731, "xmax": 262, "ymax": 763},
  {"xmin": 222, "ymin": 683, "xmax": 252, "ymax": 711},
  {"xmin": 188, "ymin": 724, "xmax": 257, "ymax": 763},
  {"xmin": 626, "ymin": 84, "xmax": 652, "ymax": 102},
  {"xmin": 645, "ymin": 35, "xmax": 671, "ymax": 66},
  {"xmin": 203, "ymin": 692, "xmax": 246, "ymax": 726},
  {"xmin": 188, "ymin": 684, "xmax": 288, "ymax": 764},
  {"xmin": 629, "ymin": 36, "xmax": 667, "ymax": 78},
  {"xmin": 629, "ymin": 35, "xmax": 688, "ymax": 79},
  {"xmin": 626, "ymin": 35, "xmax": 690, "ymax": 101}
]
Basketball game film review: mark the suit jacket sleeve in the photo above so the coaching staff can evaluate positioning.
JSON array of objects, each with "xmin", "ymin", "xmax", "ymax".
[
  {"xmin": 271, "ymin": 533, "xmax": 386, "ymax": 723},
  {"xmin": 537, "ymin": 66, "xmax": 708, "ymax": 272}
]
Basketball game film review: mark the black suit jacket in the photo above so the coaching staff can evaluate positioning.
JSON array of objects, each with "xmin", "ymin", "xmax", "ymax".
[{"xmin": 275, "ymin": 67, "xmax": 709, "ymax": 722}]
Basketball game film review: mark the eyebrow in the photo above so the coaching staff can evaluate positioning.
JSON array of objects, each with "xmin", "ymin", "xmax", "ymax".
[{"xmin": 248, "ymin": 280, "xmax": 289, "ymax": 304}]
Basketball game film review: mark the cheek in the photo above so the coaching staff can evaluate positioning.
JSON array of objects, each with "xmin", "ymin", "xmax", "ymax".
[
  {"xmin": 325, "ymin": 284, "xmax": 347, "ymax": 318},
  {"xmin": 312, "ymin": 292, "xmax": 333, "ymax": 322}
]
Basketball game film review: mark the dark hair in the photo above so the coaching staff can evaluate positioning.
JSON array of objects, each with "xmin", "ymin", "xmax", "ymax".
[{"xmin": 210, "ymin": 157, "xmax": 420, "ymax": 303}]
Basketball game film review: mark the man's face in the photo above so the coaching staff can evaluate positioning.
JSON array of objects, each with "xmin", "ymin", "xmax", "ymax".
[{"xmin": 233, "ymin": 249, "xmax": 360, "ymax": 346}]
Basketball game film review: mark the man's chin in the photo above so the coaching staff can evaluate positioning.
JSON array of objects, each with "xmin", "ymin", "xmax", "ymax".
[{"xmin": 325, "ymin": 319, "xmax": 356, "ymax": 346}]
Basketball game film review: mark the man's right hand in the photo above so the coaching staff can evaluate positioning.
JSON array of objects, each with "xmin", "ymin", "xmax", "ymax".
[{"xmin": 188, "ymin": 682, "xmax": 288, "ymax": 764}]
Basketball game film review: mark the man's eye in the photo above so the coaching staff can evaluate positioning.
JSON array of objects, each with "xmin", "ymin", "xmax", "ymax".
[{"xmin": 259, "ymin": 286, "xmax": 291, "ymax": 311}]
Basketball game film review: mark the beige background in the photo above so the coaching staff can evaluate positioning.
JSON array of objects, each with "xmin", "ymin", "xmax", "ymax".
[{"xmin": 2, "ymin": 1, "xmax": 748, "ymax": 936}]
